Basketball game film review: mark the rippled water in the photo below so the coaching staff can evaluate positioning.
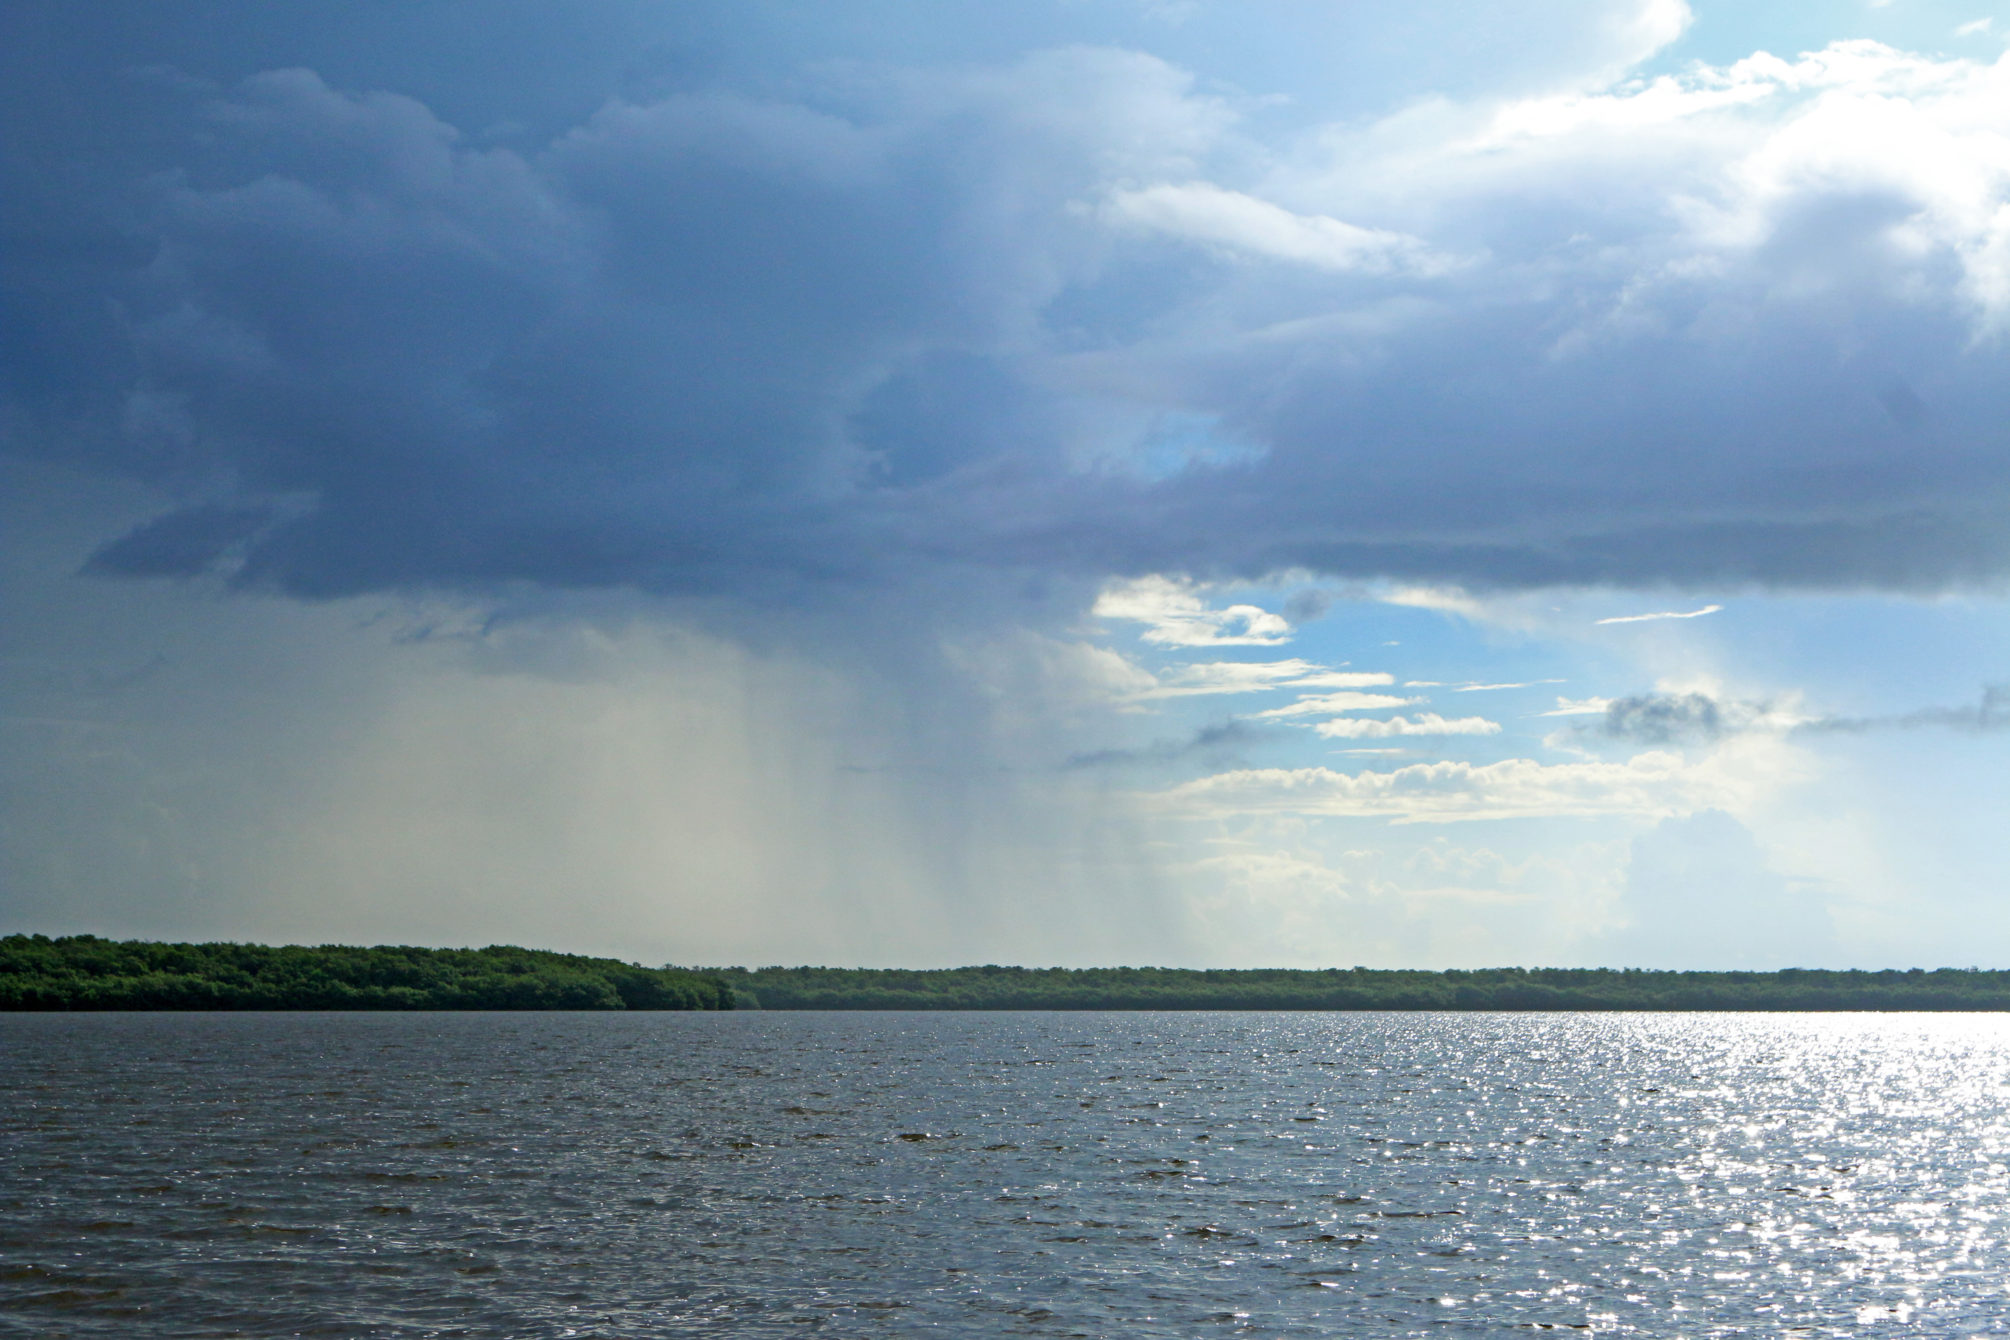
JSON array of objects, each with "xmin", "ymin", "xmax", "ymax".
[{"xmin": 5, "ymin": 1011, "xmax": 2010, "ymax": 1336}]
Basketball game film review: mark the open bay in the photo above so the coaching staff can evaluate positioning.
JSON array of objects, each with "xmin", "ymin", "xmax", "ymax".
[{"xmin": 4, "ymin": 1011, "xmax": 2008, "ymax": 1336}]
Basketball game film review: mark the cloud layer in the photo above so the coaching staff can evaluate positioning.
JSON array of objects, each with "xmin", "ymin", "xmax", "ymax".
[
  {"xmin": 1158, "ymin": 751, "xmax": 1750, "ymax": 823},
  {"xmin": 6, "ymin": 9, "xmax": 2010, "ymax": 606}
]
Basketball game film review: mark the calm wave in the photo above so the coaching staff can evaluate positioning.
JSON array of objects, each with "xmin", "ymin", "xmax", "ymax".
[{"xmin": 4, "ymin": 1011, "xmax": 2008, "ymax": 1336}]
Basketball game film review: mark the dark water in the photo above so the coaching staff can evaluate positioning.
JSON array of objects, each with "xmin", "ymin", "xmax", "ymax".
[{"xmin": 4, "ymin": 1012, "xmax": 2009, "ymax": 1337}]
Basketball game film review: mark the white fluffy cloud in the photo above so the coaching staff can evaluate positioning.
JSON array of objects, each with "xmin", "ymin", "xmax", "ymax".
[
  {"xmin": 1141, "ymin": 657, "xmax": 1320, "ymax": 695},
  {"xmin": 1453, "ymin": 40, "xmax": 2010, "ymax": 326},
  {"xmin": 1092, "ymin": 576, "xmax": 1293, "ymax": 646},
  {"xmin": 1139, "ymin": 659, "xmax": 1392, "ymax": 697},
  {"xmin": 1288, "ymin": 670, "xmax": 1401, "ymax": 689},
  {"xmin": 1314, "ymin": 712, "xmax": 1502, "ymax": 739},
  {"xmin": 1157, "ymin": 750, "xmax": 1756, "ymax": 823},
  {"xmin": 1542, "ymin": 695, "xmax": 1612, "ymax": 717}
]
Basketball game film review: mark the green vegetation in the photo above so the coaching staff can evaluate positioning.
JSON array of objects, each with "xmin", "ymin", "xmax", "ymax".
[
  {"xmin": 0, "ymin": 936, "xmax": 738, "ymax": 1010},
  {"xmin": 9, "ymin": 940, "xmax": 2010, "ymax": 1011},
  {"xmin": 718, "ymin": 964, "xmax": 2010, "ymax": 1011}
]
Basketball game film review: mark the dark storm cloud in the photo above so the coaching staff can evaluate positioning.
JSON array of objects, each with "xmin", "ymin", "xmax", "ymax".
[
  {"xmin": 1064, "ymin": 719, "xmax": 1273, "ymax": 771},
  {"xmin": 1597, "ymin": 693, "xmax": 1748, "ymax": 745},
  {"xmin": 1588, "ymin": 686, "xmax": 2010, "ymax": 744},
  {"xmin": 1801, "ymin": 684, "xmax": 2010, "ymax": 736},
  {"xmin": 82, "ymin": 503, "xmax": 273, "ymax": 578},
  {"xmin": 8, "ymin": 3, "xmax": 2010, "ymax": 607}
]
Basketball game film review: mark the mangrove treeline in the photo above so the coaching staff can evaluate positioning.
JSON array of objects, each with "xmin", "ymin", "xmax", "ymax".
[
  {"xmin": 718, "ymin": 964, "xmax": 2010, "ymax": 1011},
  {"xmin": 0, "ymin": 936, "xmax": 739, "ymax": 1010},
  {"xmin": 11, "ymin": 939, "xmax": 2010, "ymax": 1010}
]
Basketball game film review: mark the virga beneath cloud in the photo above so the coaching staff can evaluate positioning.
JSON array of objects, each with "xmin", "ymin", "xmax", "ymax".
[{"xmin": 6, "ymin": 1, "xmax": 2010, "ymax": 969}]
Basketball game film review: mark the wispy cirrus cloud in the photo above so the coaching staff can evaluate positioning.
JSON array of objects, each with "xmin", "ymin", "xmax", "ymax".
[
  {"xmin": 1252, "ymin": 690, "xmax": 1419, "ymax": 719},
  {"xmin": 1595, "ymin": 605, "xmax": 1724, "ymax": 625}
]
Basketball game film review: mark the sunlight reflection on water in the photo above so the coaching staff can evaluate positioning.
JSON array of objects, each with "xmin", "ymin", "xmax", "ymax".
[{"xmin": 4, "ymin": 1011, "xmax": 2009, "ymax": 1336}]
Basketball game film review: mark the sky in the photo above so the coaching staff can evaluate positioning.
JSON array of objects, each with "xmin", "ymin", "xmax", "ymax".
[{"xmin": 4, "ymin": 0, "xmax": 2010, "ymax": 970}]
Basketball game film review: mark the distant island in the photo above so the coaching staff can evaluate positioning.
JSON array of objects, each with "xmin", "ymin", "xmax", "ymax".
[{"xmin": 9, "ymin": 936, "xmax": 2010, "ymax": 1011}]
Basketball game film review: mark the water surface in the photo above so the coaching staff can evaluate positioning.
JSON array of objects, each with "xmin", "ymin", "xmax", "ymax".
[{"xmin": 4, "ymin": 1011, "xmax": 2008, "ymax": 1336}]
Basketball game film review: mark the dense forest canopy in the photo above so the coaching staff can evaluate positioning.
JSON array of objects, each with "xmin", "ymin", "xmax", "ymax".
[
  {"xmin": 8, "ymin": 937, "xmax": 2010, "ymax": 1010},
  {"xmin": 0, "ymin": 936, "xmax": 737, "ymax": 1010}
]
